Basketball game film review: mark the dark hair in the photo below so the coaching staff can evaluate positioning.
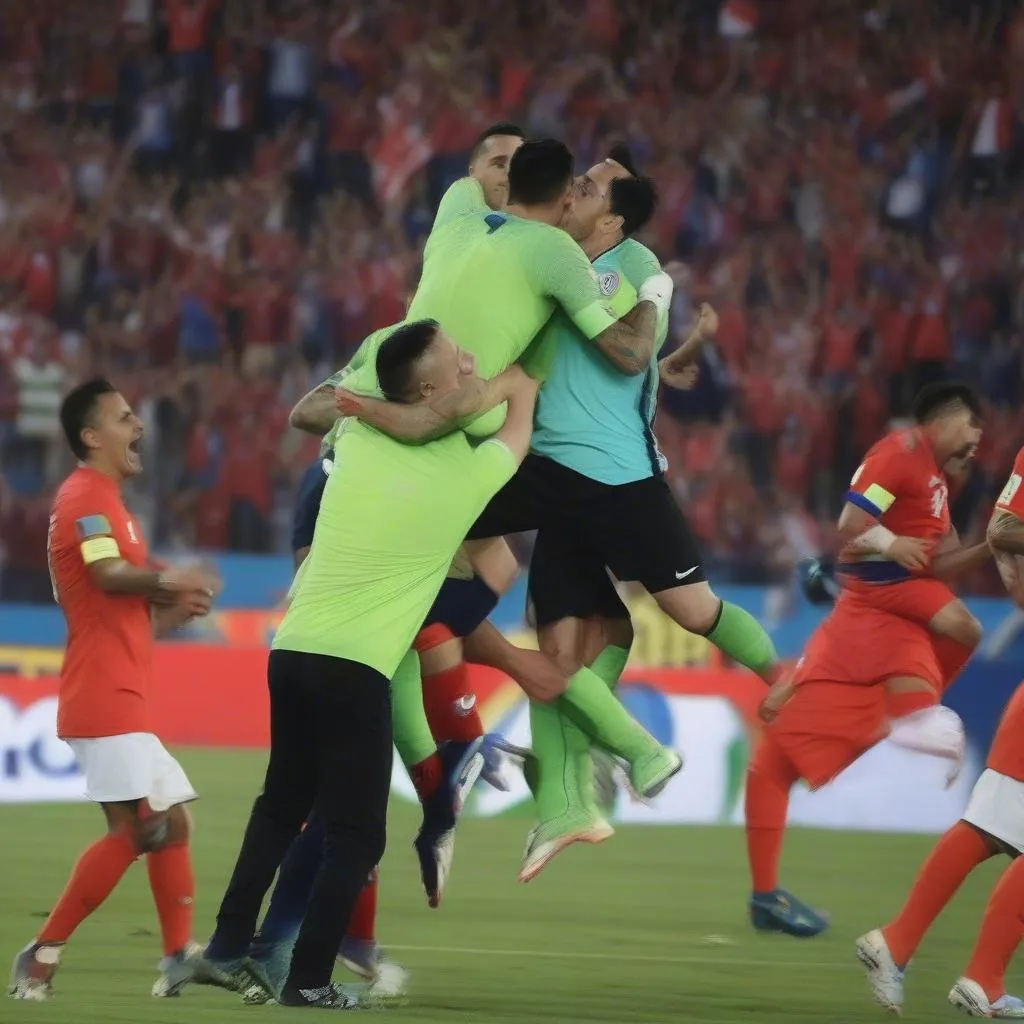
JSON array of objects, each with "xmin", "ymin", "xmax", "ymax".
[
  {"xmin": 469, "ymin": 122, "xmax": 525, "ymax": 165},
  {"xmin": 507, "ymin": 139, "xmax": 574, "ymax": 207},
  {"xmin": 607, "ymin": 142, "xmax": 640, "ymax": 177},
  {"xmin": 60, "ymin": 378, "xmax": 117, "ymax": 461},
  {"xmin": 912, "ymin": 382, "xmax": 982, "ymax": 424},
  {"xmin": 376, "ymin": 320, "xmax": 440, "ymax": 403},
  {"xmin": 608, "ymin": 175, "xmax": 658, "ymax": 237}
]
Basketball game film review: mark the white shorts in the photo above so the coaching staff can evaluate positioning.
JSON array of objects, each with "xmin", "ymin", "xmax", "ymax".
[
  {"xmin": 963, "ymin": 768, "xmax": 1024, "ymax": 853},
  {"xmin": 66, "ymin": 733, "xmax": 197, "ymax": 812}
]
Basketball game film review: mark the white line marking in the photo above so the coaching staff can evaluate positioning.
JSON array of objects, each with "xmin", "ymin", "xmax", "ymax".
[{"xmin": 386, "ymin": 943, "xmax": 848, "ymax": 969}]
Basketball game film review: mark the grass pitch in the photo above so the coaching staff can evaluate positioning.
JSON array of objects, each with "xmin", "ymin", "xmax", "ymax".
[{"xmin": 2, "ymin": 748, "xmax": 1017, "ymax": 1022}]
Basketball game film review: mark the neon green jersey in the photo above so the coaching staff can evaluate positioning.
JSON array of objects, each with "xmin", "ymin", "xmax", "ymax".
[
  {"xmin": 340, "ymin": 178, "xmax": 615, "ymax": 435},
  {"xmin": 273, "ymin": 426, "xmax": 517, "ymax": 678}
]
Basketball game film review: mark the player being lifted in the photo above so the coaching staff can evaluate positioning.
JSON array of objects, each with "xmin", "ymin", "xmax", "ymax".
[
  {"xmin": 745, "ymin": 384, "xmax": 989, "ymax": 937},
  {"xmin": 9, "ymin": 379, "xmax": 219, "ymax": 1001},
  {"xmin": 857, "ymin": 443, "xmax": 1024, "ymax": 1018}
]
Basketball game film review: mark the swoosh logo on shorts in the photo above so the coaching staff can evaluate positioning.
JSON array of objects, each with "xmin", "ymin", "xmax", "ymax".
[{"xmin": 675, "ymin": 567, "xmax": 699, "ymax": 580}]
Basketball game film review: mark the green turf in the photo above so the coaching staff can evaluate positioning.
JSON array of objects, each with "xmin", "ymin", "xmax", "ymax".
[{"xmin": 2, "ymin": 748, "xmax": 1019, "ymax": 1022}]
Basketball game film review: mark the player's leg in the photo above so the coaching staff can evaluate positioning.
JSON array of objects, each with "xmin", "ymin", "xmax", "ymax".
[
  {"xmin": 9, "ymin": 792, "xmax": 143, "ymax": 1000},
  {"xmin": 201, "ymin": 650, "xmax": 318, "ymax": 994},
  {"xmin": 950, "ymin": 854, "xmax": 1024, "ymax": 1018},
  {"xmin": 516, "ymin": 531, "xmax": 635, "ymax": 881},
  {"xmin": 583, "ymin": 476, "xmax": 780, "ymax": 684},
  {"xmin": 280, "ymin": 655, "xmax": 392, "ymax": 1009}
]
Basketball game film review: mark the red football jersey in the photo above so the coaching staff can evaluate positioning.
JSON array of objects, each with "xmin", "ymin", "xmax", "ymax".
[
  {"xmin": 840, "ymin": 427, "xmax": 950, "ymax": 584},
  {"xmin": 47, "ymin": 467, "xmax": 153, "ymax": 738},
  {"xmin": 988, "ymin": 681, "xmax": 1024, "ymax": 782},
  {"xmin": 995, "ymin": 446, "xmax": 1024, "ymax": 518}
]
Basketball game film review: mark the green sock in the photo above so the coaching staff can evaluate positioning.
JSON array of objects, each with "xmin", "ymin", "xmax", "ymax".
[
  {"xmin": 390, "ymin": 649, "xmax": 436, "ymax": 769},
  {"xmin": 589, "ymin": 644, "xmax": 630, "ymax": 690},
  {"xmin": 706, "ymin": 601, "xmax": 778, "ymax": 680},
  {"xmin": 558, "ymin": 666, "xmax": 657, "ymax": 763},
  {"xmin": 528, "ymin": 701, "xmax": 595, "ymax": 822}
]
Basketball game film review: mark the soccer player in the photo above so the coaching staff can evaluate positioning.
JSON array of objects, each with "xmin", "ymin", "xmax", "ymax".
[
  {"xmin": 856, "ymin": 445, "xmax": 1024, "ymax": 1018},
  {"xmin": 345, "ymin": 146, "xmax": 777, "ymax": 879},
  {"xmin": 9, "ymin": 379, "xmax": 218, "ymax": 1001},
  {"xmin": 309, "ymin": 137, "xmax": 679, "ymax": 903},
  {"xmin": 200, "ymin": 323, "xmax": 561, "ymax": 1009},
  {"xmin": 744, "ymin": 383, "xmax": 989, "ymax": 937}
]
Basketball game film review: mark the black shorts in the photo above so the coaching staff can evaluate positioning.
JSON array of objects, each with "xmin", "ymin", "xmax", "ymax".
[
  {"xmin": 468, "ymin": 453, "xmax": 706, "ymax": 600},
  {"xmin": 528, "ymin": 527, "xmax": 629, "ymax": 629}
]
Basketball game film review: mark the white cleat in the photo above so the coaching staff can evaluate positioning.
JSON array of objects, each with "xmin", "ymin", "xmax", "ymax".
[
  {"xmin": 8, "ymin": 941, "xmax": 62, "ymax": 1002},
  {"xmin": 152, "ymin": 940, "xmax": 203, "ymax": 998},
  {"xmin": 950, "ymin": 977, "xmax": 1024, "ymax": 1018},
  {"xmin": 363, "ymin": 962, "xmax": 410, "ymax": 1007},
  {"xmin": 518, "ymin": 815, "xmax": 614, "ymax": 884},
  {"xmin": 856, "ymin": 929, "xmax": 905, "ymax": 1015}
]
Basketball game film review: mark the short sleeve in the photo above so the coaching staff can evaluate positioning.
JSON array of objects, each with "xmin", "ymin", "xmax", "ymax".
[
  {"xmin": 472, "ymin": 438, "xmax": 517, "ymax": 497},
  {"xmin": 846, "ymin": 450, "xmax": 905, "ymax": 518},
  {"xmin": 529, "ymin": 231, "xmax": 615, "ymax": 341},
  {"xmin": 997, "ymin": 449, "xmax": 1024, "ymax": 517},
  {"xmin": 432, "ymin": 178, "xmax": 488, "ymax": 232}
]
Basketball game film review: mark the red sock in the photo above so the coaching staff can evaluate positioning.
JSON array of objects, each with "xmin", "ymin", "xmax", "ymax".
[
  {"xmin": 933, "ymin": 637, "xmax": 973, "ymax": 695},
  {"xmin": 423, "ymin": 662, "xmax": 484, "ymax": 743},
  {"xmin": 964, "ymin": 855, "xmax": 1024, "ymax": 1002},
  {"xmin": 146, "ymin": 842, "xmax": 195, "ymax": 956},
  {"xmin": 883, "ymin": 821, "xmax": 993, "ymax": 966},
  {"xmin": 38, "ymin": 831, "xmax": 138, "ymax": 944},
  {"xmin": 744, "ymin": 735, "xmax": 799, "ymax": 894},
  {"xmin": 346, "ymin": 869, "xmax": 378, "ymax": 943},
  {"xmin": 411, "ymin": 753, "xmax": 442, "ymax": 800}
]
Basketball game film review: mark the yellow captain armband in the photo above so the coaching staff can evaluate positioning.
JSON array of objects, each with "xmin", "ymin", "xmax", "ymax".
[{"xmin": 80, "ymin": 536, "xmax": 120, "ymax": 564}]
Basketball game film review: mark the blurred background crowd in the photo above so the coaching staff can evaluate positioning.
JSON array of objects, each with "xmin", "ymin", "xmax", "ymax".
[{"xmin": 1, "ymin": 0, "xmax": 1023, "ymax": 603}]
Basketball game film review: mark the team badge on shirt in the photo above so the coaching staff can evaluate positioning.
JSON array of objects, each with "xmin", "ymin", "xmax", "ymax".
[{"xmin": 598, "ymin": 271, "xmax": 620, "ymax": 297}]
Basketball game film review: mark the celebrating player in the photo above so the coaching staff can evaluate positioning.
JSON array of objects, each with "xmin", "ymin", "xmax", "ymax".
[
  {"xmin": 744, "ymin": 383, "xmax": 989, "ymax": 937},
  {"xmin": 301, "ymin": 137, "xmax": 679, "ymax": 907},
  {"xmin": 9, "ymin": 379, "xmax": 219, "ymax": 1001},
  {"xmin": 857, "ymin": 444, "xmax": 1024, "ymax": 1018},
  {"xmin": 200, "ymin": 324, "xmax": 550, "ymax": 1009}
]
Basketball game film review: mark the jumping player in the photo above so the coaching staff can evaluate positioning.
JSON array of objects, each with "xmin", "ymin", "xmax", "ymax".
[
  {"xmin": 9, "ymin": 379, "xmax": 218, "ymax": 1001},
  {"xmin": 744, "ymin": 383, "xmax": 989, "ymax": 937},
  {"xmin": 857, "ymin": 444, "xmax": 1024, "ymax": 1018}
]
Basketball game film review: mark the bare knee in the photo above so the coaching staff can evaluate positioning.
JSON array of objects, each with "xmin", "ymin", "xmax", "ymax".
[
  {"xmin": 931, "ymin": 602, "xmax": 983, "ymax": 649},
  {"xmin": 654, "ymin": 582, "xmax": 721, "ymax": 635},
  {"xmin": 538, "ymin": 624, "xmax": 585, "ymax": 677}
]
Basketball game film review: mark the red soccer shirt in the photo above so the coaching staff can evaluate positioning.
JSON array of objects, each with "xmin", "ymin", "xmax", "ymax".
[
  {"xmin": 996, "ymin": 447, "xmax": 1024, "ymax": 518},
  {"xmin": 48, "ymin": 467, "xmax": 154, "ymax": 738},
  {"xmin": 988, "ymin": 681, "xmax": 1024, "ymax": 782},
  {"xmin": 840, "ymin": 427, "xmax": 950, "ymax": 584}
]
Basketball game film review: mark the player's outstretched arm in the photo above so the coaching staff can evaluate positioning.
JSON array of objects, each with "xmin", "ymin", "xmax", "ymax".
[
  {"xmin": 659, "ymin": 304, "xmax": 719, "ymax": 387},
  {"xmin": 492, "ymin": 365, "xmax": 540, "ymax": 462},
  {"xmin": 290, "ymin": 379, "xmax": 340, "ymax": 436},
  {"xmin": 463, "ymin": 620, "xmax": 567, "ymax": 703},
  {"xmin": 90, "ymin": 559, "xmax": 219, "ymax": 605},
  {"xmin": 336, "ymin": 370, "xmax": 516, "ymax": 444},
  {"xmin": 929, "ymin": 527, "xmax": 992, "ymax": 581}
]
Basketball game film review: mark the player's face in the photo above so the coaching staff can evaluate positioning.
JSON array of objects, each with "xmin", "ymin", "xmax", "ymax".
[
  {"xmin": 416, "ymin": 331, "xmax": 476, "ymax": 403},
  {"xmin": 84, "ymin": 391, "xmax": 144, "ymax": 477},
  {"xmin": 935, "ymin": 407, "xmax": 983, "ymax": 464},
  {"xmin": 469, "ymin": 134, "xmax": 524, "ymax": 211},
  {"xmin": 565, "ymin": 160, "xmax": 628, "ymax": 243}
]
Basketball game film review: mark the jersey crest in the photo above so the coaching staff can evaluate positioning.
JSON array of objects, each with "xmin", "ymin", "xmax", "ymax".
[{"xmin": 598, "ymin": 271, "xmax": 620, "ymax": 297}]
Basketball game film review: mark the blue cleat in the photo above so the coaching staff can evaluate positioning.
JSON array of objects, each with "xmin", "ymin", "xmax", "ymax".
[
  {"xmin": 749, "ymin": 888, "xmax": 829, "ymax": 938},
  {"xmin": 413, "ymin": 738, "xmax": 486, "ymax": 908}
]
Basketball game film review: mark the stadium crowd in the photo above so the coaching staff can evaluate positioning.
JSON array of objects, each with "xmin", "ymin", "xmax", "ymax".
[{"xmin": 1, "ymin": 0, "xmax": 1023, "ymax": 602}]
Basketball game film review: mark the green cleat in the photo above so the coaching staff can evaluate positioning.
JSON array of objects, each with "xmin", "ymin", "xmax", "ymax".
[
  {"xmin": 627, "ymin": 746, "xmax": 683, "ymax": 802},
  {"xmin": 519, "ymin": 810, "xmax": 614, "ymax": 884}
]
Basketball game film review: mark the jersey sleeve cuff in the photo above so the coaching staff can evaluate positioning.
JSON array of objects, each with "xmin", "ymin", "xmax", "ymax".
[{"xmin": 574, "ymin": 300, "xmax": 617, "ymax": 342}]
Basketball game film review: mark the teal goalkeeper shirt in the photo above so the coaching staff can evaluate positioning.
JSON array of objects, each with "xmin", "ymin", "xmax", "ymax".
[{"xmin": 529, "ymin": 238, "xmax": 670, "ymax": 485}]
